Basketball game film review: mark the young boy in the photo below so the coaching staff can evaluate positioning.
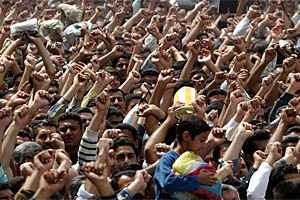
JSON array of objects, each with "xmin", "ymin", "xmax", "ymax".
[{"xmin": 154, "ymin": 114, "xmax": 218, "ymax": 199}]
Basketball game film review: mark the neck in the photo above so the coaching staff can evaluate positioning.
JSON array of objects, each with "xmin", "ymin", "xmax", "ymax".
[{"xmin": 174, "ymin": 143, "xmax": 187, "ymax": 155}]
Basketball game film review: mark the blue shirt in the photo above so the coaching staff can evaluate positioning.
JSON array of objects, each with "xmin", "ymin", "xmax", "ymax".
[{"xmin": 154, "ymin": 151, "xmax": 200, "ymax": 199}]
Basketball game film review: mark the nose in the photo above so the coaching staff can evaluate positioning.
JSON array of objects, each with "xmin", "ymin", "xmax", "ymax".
[{"xmin": 45, "ymin": 136, "xmax": 51, "ymax": 144}]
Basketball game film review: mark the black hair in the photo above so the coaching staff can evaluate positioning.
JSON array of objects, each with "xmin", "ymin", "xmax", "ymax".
[
  {"xmin": 111, "ymin": 170, "xmax": 136, "ymax": 191},
  {"xmin": 213, "ymin": 140, "xmax": 231, "ymax": 162},
  {"xmin": 113, "ymin": 136, "xmax": 139, "ymax": 159},
  {"xmin": 17, "ymin": 130, "xmax": 33, "ymax": 141},
  {"xmin": 242, "ymin": 129, "xmax": 270, "ymax": 157},
  {"xmin": 266, "ymin": 164, "xmax": 298, "ymax": 199},
  {"xmin": 173, "ymin": 79, "xmax": 195, "ymax": 95},
  {"xmin": 32, "ymin": 119, "xmax": 57, "ymax": 139},
  {"xmin": 58, "ymin": 112, "xmax": 83, "ymax": 131},
  {"xmin": 281, "ymin": 135, "xmax": 300, "ymax": 154},
  {"xmin": 109, "ymin": 88, "xmax": 125, "ymax": 97},
  {"xmin": 107, "ymin": 106, "xmax": 123, "ymax": 118},
  {"xmin": 285, "ymin": 125, "xmax": 300, "ymax": 135},
  {"xmin": 125, "ymin": 93, "xmax": 142, "ymax": 109},
  {"xmin": 274, "ymin": 179, "xmax": 300, "ymax": 199},
  {"xmin": 115, "ymin": 123, "xmax": 138, "ymax": 141},
  {"xmin": 176, "ymin": 114, "xmax": 210, "ymax": 142}
]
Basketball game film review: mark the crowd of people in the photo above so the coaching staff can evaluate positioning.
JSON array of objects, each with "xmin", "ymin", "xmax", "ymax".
[{"xmin": 0, "ymin": 0, "xmax": 300, "ymax": 199}]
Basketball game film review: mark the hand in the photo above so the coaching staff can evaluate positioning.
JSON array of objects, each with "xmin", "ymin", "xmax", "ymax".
[
  {"xmin": 265, "ymin": 142, "xmax": 282, "ymax": 165},
  {"xmin": 288, "ymin": 97, "xmax": 300, "ymax": 114},
  {"xmin": 187, "ymin": 39, "xmax": 201, "ymax": 56},
  {"xmin": 191, "ymin": 95, "xmax": 207, "ymax": 119},
  {"xmin": 0, "ymin": 55, "xmax": 14, "ymax": 73},
  {"xmin": 214, "ymin": 71, "xmax": 226, "ymax": 86},
  {"xmin": 136, "ymin": 103, "xmax": 166, "ymax": 119},
  {"xmin": 37, "ymin": 169, "xmax": 66, "ymax": 197},
  {"xmin": 95, "ymin": 88, "xmax": 110, "ymax": 113},
  {"xmin": 154, "ymin": 143, "xmax": 171, "ymax": 158},
  {"xmin": 263, "ymin": 45, "xmax": 277, "ymax": 63},
  {"xmin": 236, "ymin": 122, "xmax": 255, "ymax": 139},
  {"xmin": 0, "ymin": 107, "xmax": 12, "ymax": 131},
  {"xmin": 282, "ymin": 55, "xmax": 297, "ymax": 74},
  {"xmin": 110, "ymin": 44, "xmax": 124, "ymax": 58},
  {"xmin": 283, "ymin": 146, "xmax": 298, "ymax": 164},
  {"xmin": 6, "ymin": 91, "xmax": 30, "ymax": 108},
  {"xmin": 102, "ymin": 129, "xmax": 121, "ymax": 139},
  {"xmin": 166, "ymin": 101, "xmax": 185, "ymax": 124},
  {"xmin": 127, "ymin": 70, "xmax": 141, "ymax": 84},
  {"xmin": 199, "ymin": 48, "xmax": 212, "ymax": 64},
  {"xmin": 24, "ymin": 53, "xmax": 37, "ymax": 71},
  {"xmin": 270, "ymin": 24, "xmax": 284, "ymax": 41},
  {"xmin": 32, "ymin": 90, "xmax": 54, "ymax": 108},
  {"xmin": 32, "ymin": 72, "xmax": 51, "ymax": 91},
  {"xmin": 229, "ymin": 89, "xmax": 244, "ymax": 105},
  {"xmin": 50, "ymin": 55, "xmax": 65, "ymax": 66},
  {"xmin": 261, "ymin": 74, "xmax": 275, "ymax": 91},
  {"xmin": 198, "ymin": 168, "xmax": 218, "ymax": 186},
  {"xmin": 49, "ymin": 133, "xmax": 65, "ymax": 150},
  {"xmin": 206, "ymin": 109, "xmax": 218, "ymax": 127},
  {"xmin": 157, "ymin": 68, "xmax": 175, "ymax": 85},
  {"xmin": 279, "ymin": 107, "xmax": 297, "ymax": 124},
  {"xmin": 151, "ymin": 47, "xmax": 172, "ymax": 70},
  {"xmin": 48, "ymin": 42, "xmax": 65, "ymax": 56},
  {"xmin": 20, "ymin": 162, "xmax": 34, "ymax": 177},
  {"xmin": 33, "ymin": 149, "xmax": 55, "ymax": 172},
  {"xmin": 55, "ymin": 149, "xmax": 71, "ymax": 168},
  {"xmin": 207, "ymin": 127, "xmax": 226, "ymax": 146}
]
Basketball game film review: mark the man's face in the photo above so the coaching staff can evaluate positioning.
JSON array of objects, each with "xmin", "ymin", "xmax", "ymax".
[
  {"xmin": 79, "ymin": 112, "xmax": 93, "ymax": 130},
  {"xmin": 114, "ymin": 145, "xmax": 139, "ymax": 165},
  {"xmin": 191, "ymin": 73, "xmax": 206, "ymax": 92},
  {"xmin": 110, "ymin": 91, "xmax": 126, "ymax": 111},
  {"xmin": 116, "ymin": 58, "xmax": 129, "ymax": 81},
  {"xmin": 58, "ymin": 120, "xmax": 83, "ymax": 149},
  {"xmin": 35, "ymin": 126, "xmax": 57, "ymax": 149}
]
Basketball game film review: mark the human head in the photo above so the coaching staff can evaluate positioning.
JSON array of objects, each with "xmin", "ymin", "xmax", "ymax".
[
  {"xmin": 58, "ymin": 112, "xmax": 83, "ymax": 152},
  {"xmin": 109, "ymin": 88, "xmax": 126, "ymax": 114},
  {"xmin": 267, "ymin": 164, "xmax": 300, "ymax": 199},
  {"xmin": 13, "ymin": 142, "xmax": 43, "ymax": 175},
  {"xmin": 114, "ymin": 123, "xmax": 138, "ymax": 142},
  {"xmin": 191, "ymin": 68, "xmax": 206, "ymax": 92},
  {"xmin": 73, "ymin": 107, "xmax": 94, "ymax": 130},
  {"xmin": 274, "ymin": 178, "xmax": 300, "ymax": 199},
  {"xmin": 32, "ymin": 119, "xmax": 58, "ymax": 150},
  {"xmin": 16, "ymin": 130, "xmax": 32, "ymax": 146},
  {"xmin": 176, "ymin": 114, "xmax": 210, "ymax": 154},
  {"xmin": 221, "ymin": 184, "xmax": 240, "ymax": 200},
  {"xmin": 113, "ymin": 136, "xmax": 140, "ymax": 165},
  {"xmin": 48, "ymin": 80, "xmax": 60, "ymax": 95},
  {"xmin": 107, "ymin": 106, "xmax": 124, "ymax": 127},
  {"xmin": 207, "ymin": 89, "xmax": 227, "ymax": 105},
  {"xmin": 125, "ymin": 93, "xmax": 142, "ymax": 113},
  {"xmin": 242, "ymin": 129, "xmax": 270, "ymax": 167}
]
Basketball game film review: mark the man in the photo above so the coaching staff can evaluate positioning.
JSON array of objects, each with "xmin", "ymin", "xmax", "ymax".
[
  {"xmin": 109, "ymin": 88, "xmax": 126, "ymax": 115},
  {"xmin": 113, "ymin": 136, "xmax": 140, "ymax": 165},
  {"xmin": 32, "ymin": 119, "xmax": 64, "ymax": 150},
  {"xmin": 58, "ymin": 112, "xmax": 83, "ymax": 164}
]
